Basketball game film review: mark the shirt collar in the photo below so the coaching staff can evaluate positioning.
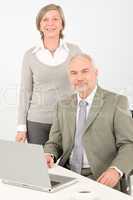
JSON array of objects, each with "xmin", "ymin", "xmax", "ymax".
[
  {"xmin": 77, "ymin": 85, "xmax": 97, "ymax": 106},
  {"xmin": 32, "ymin": 38, "xmax": 69, "ymax": 54}
]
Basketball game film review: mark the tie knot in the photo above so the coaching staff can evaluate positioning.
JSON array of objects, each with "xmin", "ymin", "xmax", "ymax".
[{"xmin": 79, "ymin": 100, "xmax": 88, "ymax": 107}]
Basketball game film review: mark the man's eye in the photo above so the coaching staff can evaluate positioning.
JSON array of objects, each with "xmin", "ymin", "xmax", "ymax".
[
  {"xmin": 82, "ymin": 69, "xmax": 89, "ymax": 73},
  {"xmin": 70, "ymin": 72, "xmax": 77, "ymax": 75}
]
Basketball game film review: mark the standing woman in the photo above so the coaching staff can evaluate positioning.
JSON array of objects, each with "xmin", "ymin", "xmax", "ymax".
[{"xmin": 16, "ymin": 4, "xmax": 81, "ymax": 144}]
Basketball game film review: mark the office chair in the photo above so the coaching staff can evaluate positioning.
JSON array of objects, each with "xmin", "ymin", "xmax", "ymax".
[
  {"xmin": 123, "ymin": 110, "xmax": 133, "ymax": 195},
  {"xmin": 120, "ymin": 110, "xmax": 133, "ymax": 195}
]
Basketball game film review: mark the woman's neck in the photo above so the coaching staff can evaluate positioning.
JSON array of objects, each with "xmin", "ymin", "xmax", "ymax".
[{"xmin": 43, "ymin": 37, "xmax": 60, "ymax": 52}]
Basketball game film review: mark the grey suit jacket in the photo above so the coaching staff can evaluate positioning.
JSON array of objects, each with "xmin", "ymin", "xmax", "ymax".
[{"xmin": 44, "ymin": 86, "xmax": 133, "ymax": 179}]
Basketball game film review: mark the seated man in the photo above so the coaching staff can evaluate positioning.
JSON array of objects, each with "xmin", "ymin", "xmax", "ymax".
[{"xmin": 44, "ymin": 53, "xmax": 133, "ymax": 192}]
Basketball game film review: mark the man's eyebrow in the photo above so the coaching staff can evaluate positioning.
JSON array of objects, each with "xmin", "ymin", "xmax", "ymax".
[{"xmin": 81, "ymin": 67, "xmax": 90, "ymax": 70}]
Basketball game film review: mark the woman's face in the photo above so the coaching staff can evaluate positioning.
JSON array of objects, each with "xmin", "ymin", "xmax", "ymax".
[{"xmin": 40, "ymin": 10, "xmax": 63, "ymax": 39}]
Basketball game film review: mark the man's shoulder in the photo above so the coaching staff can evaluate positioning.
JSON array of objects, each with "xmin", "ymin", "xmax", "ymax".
[
  {"xmin": 99, "ymin": 87, "xmax": 128, "ymax": 102},
  {"xmin": 58, "ymin": 94, "xmax": 76, "ymax": 106}
]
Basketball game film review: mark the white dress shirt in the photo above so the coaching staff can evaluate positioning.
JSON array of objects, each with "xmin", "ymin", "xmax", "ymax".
[{"xmin": 32, "ymin": 39, "xmax": 69, "ymax": 66}]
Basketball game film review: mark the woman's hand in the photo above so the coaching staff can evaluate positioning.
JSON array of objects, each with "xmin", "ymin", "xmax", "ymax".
[{"xmin": 16, "ymin": 132, "xmax": 27, "ymax": 143}]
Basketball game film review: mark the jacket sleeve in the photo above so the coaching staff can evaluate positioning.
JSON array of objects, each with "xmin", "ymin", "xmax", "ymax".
[
  {"xmin": 17, "ymin": 51, "xmax": 33, "ymax": 128},
  {"xmin": 111, "ymin": 95, "xmax": 133, "ymax": 175},
  {"xmin": 43, "ymin": 103, "xmax": 63, "ymax": 161}
]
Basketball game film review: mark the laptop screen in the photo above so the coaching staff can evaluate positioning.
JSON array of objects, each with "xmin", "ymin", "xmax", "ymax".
[{"xmin": 0, "ymin": 139, "xmax": 77, "ymax": 192}]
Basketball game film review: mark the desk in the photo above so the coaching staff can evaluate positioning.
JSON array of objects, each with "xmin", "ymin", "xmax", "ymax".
[{"xmin": 0, "ymin": 165, "xmax": 133, "ymax": 200}]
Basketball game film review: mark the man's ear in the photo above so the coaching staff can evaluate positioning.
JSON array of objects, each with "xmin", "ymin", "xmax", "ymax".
[{"xmin": 95, "ymin": 67, "xmax": 99, "ymax": 77}]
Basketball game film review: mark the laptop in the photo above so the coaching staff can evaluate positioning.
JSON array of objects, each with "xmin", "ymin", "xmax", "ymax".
[{"xmin": 0, "ymin": 139, "xmax": 77, "ymax": 192}]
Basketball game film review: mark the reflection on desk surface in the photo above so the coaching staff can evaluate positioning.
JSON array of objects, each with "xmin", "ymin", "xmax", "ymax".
[{"xmin": 70, "ymin": 191, "xmax": 100, "ymax": 200}]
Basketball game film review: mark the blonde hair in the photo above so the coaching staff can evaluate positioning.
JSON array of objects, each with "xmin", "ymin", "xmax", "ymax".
[{"xmin": 36, "ymin": 4, "xmax": 65, "ymax": 39}]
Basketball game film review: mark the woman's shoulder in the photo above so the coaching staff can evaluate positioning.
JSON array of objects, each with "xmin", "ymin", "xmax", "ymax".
[
  {"xmin": 22, "ymin": 47, "xmax": 38, "ymax": 61},
  {"xmin": 66, "ymin": 42, "xmax": 82, "ymax": 53},
  {"xmin": 24, "ymin": 46, "xmax": 37, "ymax": 55},
  {"xmin": 66, "ymin": 42, "xmax": 80, "ymax": 49}
]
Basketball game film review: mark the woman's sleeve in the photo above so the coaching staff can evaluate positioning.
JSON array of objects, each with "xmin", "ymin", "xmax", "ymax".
[{"xmin": 17, "ymin": 51, "xmax": 33, "ymax": 129}]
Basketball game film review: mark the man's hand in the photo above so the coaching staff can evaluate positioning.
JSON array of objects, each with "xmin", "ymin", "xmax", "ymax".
[
  {"xmin": 44, "ymin": 153, "xmax": 54, "ymax": 168},
  {"xmin": 97, "ymin": 168, "xmax": 121, "ymax": 188},
  {"xmin": 16, "ymin": 132, "xmax": 27, "ymax": 142}
]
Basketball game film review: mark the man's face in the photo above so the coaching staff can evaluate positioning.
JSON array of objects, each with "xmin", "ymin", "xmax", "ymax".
[{"xmin": 68, "ymin": 56, "xmax": 98, "ymax": 97}]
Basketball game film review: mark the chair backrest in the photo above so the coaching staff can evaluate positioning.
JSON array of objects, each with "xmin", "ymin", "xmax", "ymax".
[
  {"xmin": 131, "ymin": 110, "xmax": 133, "ymax": 118},
  {"xmin": 126, "ymin": 110, "xmax": 133, "ymax": 195},
  {"xmin": 120, "ymin": 110, "xmax": 133, "ymax": 195}
]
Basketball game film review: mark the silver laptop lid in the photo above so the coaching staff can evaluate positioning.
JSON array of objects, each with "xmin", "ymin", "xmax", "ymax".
[{"xmin": 0, "ymin": 139, "xmax": 51, "ymax": 191}]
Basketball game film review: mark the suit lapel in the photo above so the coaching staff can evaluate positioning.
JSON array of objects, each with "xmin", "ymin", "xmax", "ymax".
[
  {"xmin": 83, "ymin": 87, "xmax": 105, "ymax": 133},
  {"xmin": 64, "ymin": 87, "xmax": 105, "ymax": 138}
]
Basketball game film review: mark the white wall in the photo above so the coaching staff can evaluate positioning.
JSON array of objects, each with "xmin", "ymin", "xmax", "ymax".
[{"xmin": 0, "ymin": 0, "xmax": 132, "ymax": 140}]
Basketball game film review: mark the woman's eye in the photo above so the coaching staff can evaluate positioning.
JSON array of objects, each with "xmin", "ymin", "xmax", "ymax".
[
  {"xmin": 43, "ymin": 18, "xmax": 48, "ymax": 22},
  {"xmin": 53, "ymin": 18, "xmax": 59, "ymax": 21}
]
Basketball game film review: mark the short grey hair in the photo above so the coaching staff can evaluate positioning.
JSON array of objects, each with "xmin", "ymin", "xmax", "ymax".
[{"xmin": 69, "ymin": 53, "xmax": 96, "ymax": 69}]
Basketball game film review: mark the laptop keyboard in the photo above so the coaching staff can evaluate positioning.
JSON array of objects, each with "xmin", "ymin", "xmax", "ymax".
[{"xmin": 50, "ymin": 180, "xmax": 60, "ymax": 187}]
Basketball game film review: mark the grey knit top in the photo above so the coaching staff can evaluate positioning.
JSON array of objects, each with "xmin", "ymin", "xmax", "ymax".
[{"xmin": 17, "ymin": 43, "xmax": 81, "ymax": 126}]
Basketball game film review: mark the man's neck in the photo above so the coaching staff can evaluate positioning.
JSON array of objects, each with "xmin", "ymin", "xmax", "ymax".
[
  {"xmin": 79, "ymin": 87, "xmax": 96, "ymax": 99},
  {"xmin": 79, "ymin": 92, "xmax": 90, "ymax": 99}
]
